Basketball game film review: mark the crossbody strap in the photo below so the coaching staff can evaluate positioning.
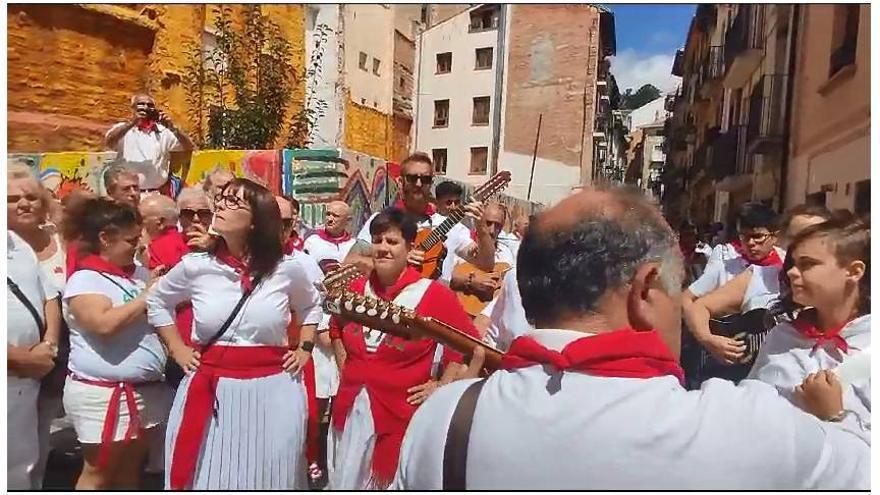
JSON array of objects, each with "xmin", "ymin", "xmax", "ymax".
[
  {"xmin": 96, "ymin": 272, "xmax": 138, "ymax": 300},
  {"xmin": 201, "ymin": 275, "xmax": 264, "ymax": 352},
  {"xmin": 442, "ymin": 378, "xmax": 487, "ymax": 490},
  {"xmin": 7, "ymin": 277, "xmax": 47, "ymax": 340}
]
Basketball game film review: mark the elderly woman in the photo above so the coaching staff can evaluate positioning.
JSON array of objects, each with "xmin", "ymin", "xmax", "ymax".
[
  {"xmin": 327, "ymin": 207, "xmax": 479, "ymax": 490},
  {"xmin": 148, "ymin": 178, "xmax": 324, "ymax": 490},
  {"xmin": 62, "ymin": 198, "xmax": 171, "ymax": 489}
]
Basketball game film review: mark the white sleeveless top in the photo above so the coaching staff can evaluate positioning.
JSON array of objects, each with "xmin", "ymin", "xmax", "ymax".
[
  {"xmin": 38, "ymin": 233, "xmax": 67, "ymax": 297},
  {"xmin": 741, "ymin": 265, "xmax": 781, "ymax": 313}
]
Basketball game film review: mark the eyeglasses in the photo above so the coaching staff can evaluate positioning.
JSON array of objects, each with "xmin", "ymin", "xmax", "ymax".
[
  {"xmin": 180, "ymin": 208, "xmax": 213, "ymax": 224},
  {"xmin": 213, "ymin": 193, "xmax": 250, "ymax": 211},
  {"xmin": 403, "ymin": 174, "xmax": 433, "ymax": 186},
  {"xmin": 740, "ymin": 231, "xmax": 775, "ymax": 244}
]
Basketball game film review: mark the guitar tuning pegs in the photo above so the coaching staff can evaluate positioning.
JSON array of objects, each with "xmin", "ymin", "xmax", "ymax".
[
  {"xmin": 354, "ymin": 295, "xmax": 367, "ymax": 314},
  {"xmin": 365, "ymin": 298, "xmax": 379, "ymax": 317}
]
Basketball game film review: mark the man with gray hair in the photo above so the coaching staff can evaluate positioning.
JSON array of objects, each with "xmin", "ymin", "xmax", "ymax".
[
  {"xmin": 392, "ymin": 186, "xmax": 868, "ymax": 490},
  {"xmin": 104, "ymin": 93, "xmax": 194, "ymax": 195},
  {"xmin": 103, "ymin": 165, "xmax": 141, "ymax": 207}
]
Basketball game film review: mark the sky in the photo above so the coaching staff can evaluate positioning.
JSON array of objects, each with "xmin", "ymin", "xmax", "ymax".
[{"xmin": 608, "ymin": 4, "xmax": 695, "ymax": 95}]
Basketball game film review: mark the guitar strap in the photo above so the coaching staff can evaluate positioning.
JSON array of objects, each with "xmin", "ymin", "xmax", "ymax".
[{"xmin": 442, "ymin": 378, "xmax": 487, "ymax": 490}]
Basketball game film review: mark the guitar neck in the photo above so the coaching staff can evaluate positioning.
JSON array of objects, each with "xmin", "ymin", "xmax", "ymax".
[{"xmin": 418, "ymin": 208, "xmax": 467, "ymax": 251}]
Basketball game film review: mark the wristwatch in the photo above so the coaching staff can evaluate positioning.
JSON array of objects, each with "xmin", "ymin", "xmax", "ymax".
[{"xmin": 299, "ymin": 341, "xmax": 315, "ymax": 353}]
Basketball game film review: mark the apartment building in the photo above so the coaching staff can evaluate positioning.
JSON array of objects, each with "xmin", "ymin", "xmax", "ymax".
[{"xmin": 414, "ymin": 4, "xmax": 616, "ymax": 205}]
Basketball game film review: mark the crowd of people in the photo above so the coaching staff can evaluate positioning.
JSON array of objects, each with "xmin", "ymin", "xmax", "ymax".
[{"xmin": 6, "ymin": 93, "xmax": 871, "ymax": 490}]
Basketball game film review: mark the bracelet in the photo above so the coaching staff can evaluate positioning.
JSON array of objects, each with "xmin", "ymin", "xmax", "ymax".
[{"xmin": 299, "ymin": 341, "xmax": 315, "ymax": 353}]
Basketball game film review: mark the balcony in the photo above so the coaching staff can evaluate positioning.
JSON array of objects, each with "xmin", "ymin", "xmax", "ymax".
[
  {"xmin": 723, "ymin": 5, "xmax": 765, "ymax": 89},
  {"xmin": 707, "ymin": 125, "xmax": 748, "ymax": 180},
  {"xmin": 699, "ymin": 46, "xmax": 724, "ymax": 98},
  {"xmin": 671, "ymin": 49, "xmax": 685, "ymax": 77},
  {"xmin": 746, "ymin": 74, "xmax": 788, "ymax": 155}
]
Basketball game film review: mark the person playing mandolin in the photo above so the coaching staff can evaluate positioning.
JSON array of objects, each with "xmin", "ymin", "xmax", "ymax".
[
  {"xmin": 345, "ymin": 152, "xmax": 495, "ymax": 279},
  {"xmin": 326, "ymin": 208, "xmax": 480, "ymax": 490}
]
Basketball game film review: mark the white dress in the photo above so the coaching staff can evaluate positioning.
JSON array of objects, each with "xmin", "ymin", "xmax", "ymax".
[
  {"xmin": 747, "ymin": 314, "xmax": 871, "ymax": 443},
  {"xmin": 392, "ymin": 329, "xmax": 870, "ymax": 490},
  {"xmin": 147, "ymin": 252, "xmax": 324, "ymax": 490}
]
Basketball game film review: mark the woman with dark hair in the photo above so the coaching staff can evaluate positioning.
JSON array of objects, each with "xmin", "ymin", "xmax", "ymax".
[
  {"xmin": 61, "ymin": 198, "xmax": 171, "ymax": 489},
  {"xmin": 748, "ymin": 218, "xmax": 870, "ymax": 441},
  {"xmin": 326, "ymin": 207, "xmax": 479, "ymax": 490},
  {"xmin": 147, "ymin": 178, "xmax": 324, "ymax": 490}
]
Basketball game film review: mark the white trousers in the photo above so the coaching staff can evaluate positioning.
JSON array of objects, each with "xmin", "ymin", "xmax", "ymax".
[{"xmin": 8, "ymin": 377, "xmax": 40, "ymax": 490}]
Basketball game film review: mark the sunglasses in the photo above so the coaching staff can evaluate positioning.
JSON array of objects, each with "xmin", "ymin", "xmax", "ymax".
[
  {"xmin": 403, "ymin": 174, "xmax": 433, "ymax": 186},
  {"xmin": 180, "ymin": 208, "xmax": 213, "ymax": 224}
]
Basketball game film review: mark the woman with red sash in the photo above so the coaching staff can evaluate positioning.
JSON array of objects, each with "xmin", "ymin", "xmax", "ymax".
[
  {"xmin": 61, "ymin": 198, "xmax": 172, "ymax": 489},
  {"xmin": 147, "ymin": 179, "xmax": 323, "ymax": 490},
  {"xmin": 326, "ymin": 207, "xmax": 479, "ymax": 489}
]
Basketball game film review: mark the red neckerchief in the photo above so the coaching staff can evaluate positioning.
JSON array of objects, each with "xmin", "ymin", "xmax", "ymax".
[
  {"xmin": 316, "ymin": 228, "xmax": 352, "ymax": 245},
  {"xmin": 394, "ymin": 199, "xmax": 437, "ymax": 217},
  {"xmin": 368, "ymin": 266, "xmax": 422, "ymax": 301},
  {"xmin": 284, "ymin": 234, "xmax": 304, "ymax": 255},
  {"xmin": 137, "ymin": 119, "xmax": 157, "ymax": 133},
  {"xmin": 731, "ymin": 240, "xmax": 783, "ymax": 267},
  {"xmin": 502, "ymin": 328, "xmax": 685, "ymax": 384},
  {"xmin": 76, "ymin": 254, "xmax": 136, "ymax": 280},
  {"xmin": 792, "ymin": 312, "xmax": 851, "ymax": 354},
  {"xmin": 214, "ymin": 244, "xmax": 254, "ymax": 292}
]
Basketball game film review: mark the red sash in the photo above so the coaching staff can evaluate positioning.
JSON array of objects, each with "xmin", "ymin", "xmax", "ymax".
[
  {"xmin": 168, "ymin": 346, "xmax": 287, "ymax": 490},
  {"xmin": 502, "ymin": 328, "xmax": 685, "ymax": 384},
  {"xmin": 792, "ymin": 313, "xmax": 851, "ymax": 354}
]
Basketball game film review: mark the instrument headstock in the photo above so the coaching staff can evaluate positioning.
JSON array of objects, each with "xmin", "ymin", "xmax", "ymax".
[{"xmin": 472, "ymin": 170, "xmax": 512, "ymax": 203}]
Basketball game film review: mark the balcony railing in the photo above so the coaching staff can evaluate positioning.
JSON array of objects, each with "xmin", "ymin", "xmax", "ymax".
[
  {"xmin": 701, "ymin": 46, "xmax": 724, "ymax": 84},
  {"xmin": 746, "ymin": 74, "xmax": 788, "ymax": 154},
  {"xmin": 724, "ymin": 5, "xmax": 765, "ymax": 71},
  {"xmin": 708, "ymin": 125, "xmax": 748, "ymax": 179}
]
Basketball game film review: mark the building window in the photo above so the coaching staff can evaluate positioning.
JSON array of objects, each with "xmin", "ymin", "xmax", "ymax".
[
  {"xmin": 399, "ymin": 76, "xmax": 406, "ymax": 88},
  {"xmin": 372, "ymin": 58, "xmax": 381, "ymax": 76},
  {"xmin": 432, "ymin": 149, "xmax": 448, "ymax": 174},
  {"xmin": 829, "ymin": 5, "xmax": 859, "ymax": 77},
  {"xmin": 359, "ymin": 52, "xmax": 368, "ymax": 71},
  {"xmin": 475, "ymin": 47, "xmax": 493, "ymax": 70},
  {"xmin": 469, "ymin": 6, "xmax": 500, "ymax": 32},
  {"xmin": 469, "ymin": 147, "xmax": 488, "ymax": 175},
  {"xmin": 433, "ymin": 99, "xmax": 449, "ymax": 127},
  {"xmin": 472, "ymin": 96, "xmax": 490, "ymax": 126},
  {"xmin": 436, "ymin": 52, "xmax": 452, "ymax": 74},
  {"xmin": 420, "ymin": 5, "xmax": 429, "ymax": 24}
]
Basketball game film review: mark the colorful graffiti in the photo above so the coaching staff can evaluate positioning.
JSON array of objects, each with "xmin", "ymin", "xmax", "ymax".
[
  {"xmin": 183, "ymin": 150, "xmax": 281, "ymax": 194},
  {"xmin": 11, "ymin": 152, "xmax": 117, "ymax": 198}
]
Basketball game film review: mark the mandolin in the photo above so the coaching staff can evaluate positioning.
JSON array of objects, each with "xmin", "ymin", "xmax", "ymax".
[
  {"xmin": 318, "ymin": 265, "xmax": 504, "ymax": 371},
  {"xmin": 452, "ymin": 262, "xmax": 512, "ymax": 317},
  {"xmin": 414, "ymin": 171, "xmax": 512, "ymax": 279}
]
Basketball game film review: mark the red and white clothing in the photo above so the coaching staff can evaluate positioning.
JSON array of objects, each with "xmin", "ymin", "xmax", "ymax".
[
  {"xmin": 393, "ymin": 328, "xmax": 869, "ymax": 489},
  {"xmin": 689, "ymin": 242, "xmax": 785, "ymax": 297},
  {"xmin": 147, "ymin": 251, "xmax": 323, "ymax": 490},
  {"xmin": 327, "ymin": 267, "xmax": 479, "ymax": 489},
  {"xmin": 105, "ymin": 121, "xmax": 183, "ymax": 190},
  {"xmin": 147, "ymin": 227, "xmax": 194, "ymax": 346},
  {"xmin": 480, "ymin": 267, "xmax": 532, "ymax": 351},
  {"xmin": 304, "ymin": 228, "xmax": 356, "ymax": 269},
  {"xmin": 61, "ymin": 256, "xmax": 172, "ymax": 470},
  {"xmin": 748, "ymin": 314, "xmax": 871, "ymax": 442}
]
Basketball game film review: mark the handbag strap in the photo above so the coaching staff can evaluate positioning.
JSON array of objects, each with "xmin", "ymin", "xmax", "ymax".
[
  {"xmin": 200, "ymin": 275, "xmax": 264, "ymax": 352},
  {"xmin": 442, "ymin": 378, "xmax": 487, "ymax": 490},
  {"xmin": 96, "ymin": 272, "xmax": 138, "ymax": 300},
  {"xmin": 7, "ymin": 277, "xmax": 46, "ymax": 340}
]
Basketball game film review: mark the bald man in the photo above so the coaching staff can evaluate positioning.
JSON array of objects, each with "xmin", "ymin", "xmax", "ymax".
[
  {"xmin": 139, "ymin": 194, "xmax": 187, "ymax": 271},
  {"xmin": 303, "ymin": 201, "xmax": 355, "ymax": 273},
  {"xmin": 393, "ymin": 185, "xmax": 869, "ymax": 490}
]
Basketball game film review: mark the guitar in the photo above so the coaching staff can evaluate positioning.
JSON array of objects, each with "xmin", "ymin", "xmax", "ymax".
[
  {"xmin": 701, "ymin": 308, "xmax": 777, "ymax": 381},
  {"xmin": 414, "ymin": 170, "xmax": 512, "ymax": 279},
  {"xmin": 452, "ymin": 262, "xmax": 511, "ymax": 317},
  {"xmin": 319, "ymin": 265, "xmax": 504, "ymax": 371}
]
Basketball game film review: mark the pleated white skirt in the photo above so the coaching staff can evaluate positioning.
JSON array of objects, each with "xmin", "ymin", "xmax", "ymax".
[
  {"xmin": 164, "ymin": 371, "xmax": 308, "ymax": 490},
  {"xmin": 326, "ymin": 388, "xmax": 378, "ymax": 490}
]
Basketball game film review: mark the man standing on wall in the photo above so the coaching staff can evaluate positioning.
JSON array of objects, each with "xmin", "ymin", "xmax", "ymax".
[{"xmin": 104, "ymin": 94, "xmax": 195, "ymax": 197}]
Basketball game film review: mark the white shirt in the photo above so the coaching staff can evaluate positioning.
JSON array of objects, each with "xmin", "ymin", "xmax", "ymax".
[
  {"xmin": 147, "ymin": 252, "xmax": 324, "ymax": 347},
  {"xmin": 741, "ymin": 265, "xmax": 782, "ymax": 313},
  {"xmin": 748, "ymin": 315, "xmax": 871, "ymax": 442},
  {"xmin": 496, "ymin": 231, "xmax": 521, "ymax": 259},
  {"xmin": 63, "ymin": 266, "xmax": 167, "ymax": 382},
  {"xmin": 482, "ymin": 267, "xmax": 532, "ymax": 351},
  {"xmin": 7, "ymin": 231, "xmax": 56, "ymax": 349},
  {"xmin": 688, "ymin": 244, "xmax": 785, "ymax": 297},
  {"xmin": 38, "ymin": 233, "xmax": 67, "ymax": 297},
  {"xmin": 106, "ymin": 122, "xmax": 183, "ymax": 189},
  {"xmin": 303, "ymin": 232, "xmax": 356, "ymax": 268},
  {"xmin": 393, "ymin": 328, "xmax": 869, "ymax": 490}
]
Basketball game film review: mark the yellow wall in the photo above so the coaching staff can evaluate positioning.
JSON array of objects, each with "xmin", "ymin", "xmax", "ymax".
[{"xmin": 344, "ymin": 97, "xmax": 393, "ymax": 160}]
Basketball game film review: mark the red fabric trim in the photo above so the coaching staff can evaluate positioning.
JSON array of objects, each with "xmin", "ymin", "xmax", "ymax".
[
  {"xmin": 214, "ymin": 244, "xmax": 253, "ymax": 291},
  {"xmin": 136, "ymin": 119, "xmax": 157, "ymax": 132},
  {"xmin": 76, "ymin": 254, "xmax": 136, "ymax": 280},
  {"xmin": 68, "ymin": 375, "xmax": 151, "ymax": 470},
  {"xmin": 501, "ymin": 329, "xmax": 685, "ymax": 384},
  {"xmin": 284, "ymin": 235, "xmax": 304, "ymax": 255},
  {"xmin": 169, "ymin": 346, "xmax": 287, "ymax": 490},
  {"xmin": 731, "ymin": 240, "xmax": 783, "ymax": 267},
  {"xmin": 792, "ymin": 313, "xmax": 851, "ymax": 354},
  {"xmin": 393, "ymin": 199, "xmax": 437, "ymax": 217},
  {"xmin": 147, "ymin": 227, "xmax": 190, "ymax": 270},
  {"xmin": 315, "ymin": 228, "xmax": 352, "ymax": 245},
  {"xmin": 302, "ymin": 359, "xmax": 320, "ymax": 464},
  {"xmin": 65, "ymin": 243, "xmax": 80, "ymax": 280}
]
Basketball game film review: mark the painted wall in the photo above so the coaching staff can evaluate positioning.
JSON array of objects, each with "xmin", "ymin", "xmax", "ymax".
[
  {"xmin": 414, "ymin": 6, "xmax": 499, "ymax": 185},
  {"xmin": 304, "ymin": 5, "xmax": 343, "ymax": 149},
  {"xmin": 343, "ymin": 5, "xmax": 395, "ymax": 115}
]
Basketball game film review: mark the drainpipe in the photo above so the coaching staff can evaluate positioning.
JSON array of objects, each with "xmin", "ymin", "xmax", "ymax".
[
  {"xmin": 779, "ymin": 4, "xmax": 799, "ymax": 211},
  {"xmin": 489, "ymin": 4, "xmax": 508, "ymax": 176}
]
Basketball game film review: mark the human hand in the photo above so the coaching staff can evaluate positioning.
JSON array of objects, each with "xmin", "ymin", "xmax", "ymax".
[
  {"xmin": 283, "ymin": 348, "xmax": 311, "ymax": 376},
  {"xmin": 185, "ymin": 224, "xmax": 212, "ymax": 251},
  {"xmin": 794, "ymin": 370, "xmax": 845, "ymax": 421},
  {"xmin": 700, "ymin": 334, "xmax": 746, "ymax": 365},
  {"xmin": 172, "ymin": 345, "xmax": 201, "ymax": 373},
  {"xmin": 407, "ymin": 248, "xmax": 426, "ymax": 268},
  {"xmin": 406, "ymin": 379, "xmax": 440, "ymax": 405},
  {"xmin": 157, "ymin": 111, "xmax": 175, "ymax": 130},
  {"xmin": 20, "ymin": 342, "xmax": 57, "ymax": 379},
  {"xmin": 471, "ymin": 272, "xmax": 501, "ymax": 295},
  {"xmin": 462, "ymin": 201, "xmax": 485, "ymax": 224}
]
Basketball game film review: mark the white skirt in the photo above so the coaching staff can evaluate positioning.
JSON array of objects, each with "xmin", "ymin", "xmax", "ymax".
[
  {"xmin": 326, "ymin": 388, "xmax": 378, "ymax": 490},
  {"xmin": 313, "ymin": 344, "xmax": 340, "ymax": 399},
  {"xmin": 164, "ymin": 371, "xmax": 309, "ymax": 490},
  {"xmin": 62, "ymin": 377, "xmax": 173, "ymax": 444},
  {"xmin": 8, "ymin": 377, "xmax": 40, "ymax": 490}
]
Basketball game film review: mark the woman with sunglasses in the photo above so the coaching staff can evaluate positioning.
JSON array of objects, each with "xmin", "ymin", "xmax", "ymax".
[
  {"xmin": 61, "ymin": 198, "xmax": 171, "ymax": 489},
  {"xmin": 148, "ymin": 178, "xmax": 324, "ymax": 490},
  {"xmin": 327, "ymin": 208, "xmax": 480, "ymax": 490},
  {"xmin": 749, "ymin": 218, "xmax": 870, "ymax": 441}
]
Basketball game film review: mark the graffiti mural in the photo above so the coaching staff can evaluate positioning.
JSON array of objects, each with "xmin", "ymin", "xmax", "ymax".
[
  {"xmin": 183, "ymin": 150, "xmax": 282, "ymax": 194},
  {"xmin": 11, "ymin": 152, "xmax": 117, "ymax": 198}
]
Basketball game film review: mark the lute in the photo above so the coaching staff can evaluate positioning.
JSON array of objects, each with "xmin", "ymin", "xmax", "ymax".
[
  {"xmin": 318, "ymin": 265, "xmax": 504, "ymax": 371},
  {"xmin": 414, "ymin": 170, "xmax": 512, "ymax": 279}
]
